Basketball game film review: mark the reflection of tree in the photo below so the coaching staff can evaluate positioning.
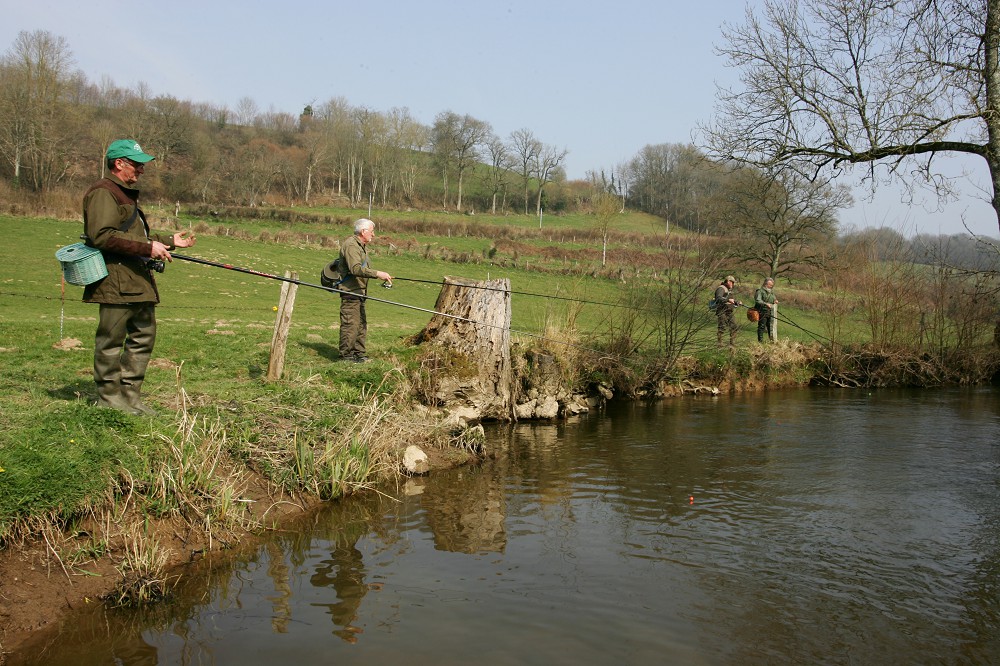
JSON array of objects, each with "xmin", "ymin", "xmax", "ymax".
[
  {"xmin": 264, "ymin": 542, "xmax": 292, "ymax": 633},
  {"xmin": 309, "ymin": 529, "xmax": 369, "ymax": 643},
  {"xmin": 419, "ymin": 465, "xmax": 507, "ymax": 554}
]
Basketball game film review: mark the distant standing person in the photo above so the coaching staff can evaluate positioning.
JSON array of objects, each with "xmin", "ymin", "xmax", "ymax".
[
  {"xmin": 754, "ymin": 277, "xmax": 778, "ymax": 343},
  {"xmin": 714, "ymin": 275, "xmax": 741, "ymax": 348},
  {"xmin": 336, "ymin": 218, "xmax": 392, "ymax": 363},
  {"xmin": 83, "ymin": 139, "xmax": 196, "ymax": 415}
]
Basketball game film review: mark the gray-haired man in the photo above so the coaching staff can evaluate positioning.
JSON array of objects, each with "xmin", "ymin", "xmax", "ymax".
[{"xmin": 335, "ymin": 218, "xmax": 392, "ymax": 363}]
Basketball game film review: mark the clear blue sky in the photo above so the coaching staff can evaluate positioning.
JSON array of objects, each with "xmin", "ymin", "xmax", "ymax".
[{"xmin": 4, "ymin": 0, "xmax": 997, "ymax": 238}]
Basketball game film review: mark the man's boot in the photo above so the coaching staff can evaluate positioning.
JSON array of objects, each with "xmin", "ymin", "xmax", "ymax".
[
  {"xmin": 121, "ymin": 330, "xmax": 156, "ymax": 416},
  {"xmin": 121, "ymin": 380, "xmax": 156, "ymax": 416},
  {"xmin": 95, "ymin": 381, "xmax": 131, "ymax": 412}
]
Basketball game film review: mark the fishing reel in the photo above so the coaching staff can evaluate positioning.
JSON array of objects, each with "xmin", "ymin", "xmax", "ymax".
[
  {"xmin": 381, "ymin": 279, "xmax": 393, "ymax": 289},
  {"xmin": 147, "ymin": 259, "xmax": 166, "ymax": 274}
]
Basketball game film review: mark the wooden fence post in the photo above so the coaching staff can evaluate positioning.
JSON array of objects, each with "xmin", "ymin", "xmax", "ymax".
[
  {"xmin": 267, "ymin": 271, "xmax": 298, "ymax": 381},
  {"xmin": 771, "ymin": 303, "xmax": 778, "ymax": 341}
]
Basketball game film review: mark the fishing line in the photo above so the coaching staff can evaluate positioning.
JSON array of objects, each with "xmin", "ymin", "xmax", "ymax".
[
  {"xmin": 390, "ymin": 275, "xmax": 645, "ymax": 311},
  {"xmin": 772, "ymin": 311, "xmax": 836, "ymax": 345},
  {"xmin": 172, "ymin": 254, "xmax": 612, "ymax": 357},
  {"xmin": 736, "ymin": 302, "xmax": 836, "ymax": 346}
]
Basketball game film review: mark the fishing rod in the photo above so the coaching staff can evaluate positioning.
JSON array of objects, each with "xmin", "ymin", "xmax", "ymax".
[
  {"xmin": 170, "ymin": 254, "xmax": 611, "ymax": 356},
  {"xmin": 736, "ymin": 302, "xmax": 836, "ymax": 346},
  {"xmin": 772, "ymin": 310, "xmax": 836, "ymax": 346}
]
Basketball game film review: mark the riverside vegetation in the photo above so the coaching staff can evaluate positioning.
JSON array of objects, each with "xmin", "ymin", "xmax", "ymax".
[{"xmin": 1, "ymin": 205, "xmax": 999, "ymax": 657}]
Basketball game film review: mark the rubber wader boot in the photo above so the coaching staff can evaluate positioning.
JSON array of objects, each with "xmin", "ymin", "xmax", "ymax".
[
  {"xmin": 95, "ymin": 381, "xmax": 132, "ymax": 412},
  {"xmin": 121, "ymin": 337, "xmax": 155, "ymax": 415},
  {"xmin": 121, "ymin": 381, "xmax": 156, "ymax": 416}
]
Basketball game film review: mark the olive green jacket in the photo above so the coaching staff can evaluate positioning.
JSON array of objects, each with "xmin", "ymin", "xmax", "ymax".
[
  {"xmin": 754, "ymin": 286, "xmax": 776, "ymax": 312},
  {"xmin": 336, "ymin": 234, "xmax": 381, "ymax": 296},
  {"xmin": 81, "ymin": 175, "xmax": 175, "ymax": 304}
]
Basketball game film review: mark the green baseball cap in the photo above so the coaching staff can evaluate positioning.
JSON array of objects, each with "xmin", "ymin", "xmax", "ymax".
[{"xmin": 106, "ymin": 139, "xmax": 155, "ymax": 163}]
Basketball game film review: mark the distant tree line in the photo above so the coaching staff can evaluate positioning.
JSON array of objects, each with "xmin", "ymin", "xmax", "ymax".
[
  {"xmin": 1, "ymin": 29, "xmax": 993, "ymax": 278},
  {"xmin": 0, "ymin": 30, "xmax": 576, "ymax": 216}
]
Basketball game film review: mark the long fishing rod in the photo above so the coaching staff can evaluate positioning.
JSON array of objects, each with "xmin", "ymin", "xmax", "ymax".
[
  {"xmin": 390, "ymin": 275, "xmax": 644, "ymax": 310},
  {"xmin": 773, "ymin": 310, "xmax": 836, "ymax": 345},
  {"xmin": 171, "ymin": 254, "xmax": 611, "ymax": 356},
  {"xmin": 737, "ymin": 302, "xmax": 836, "ymax": 346}
]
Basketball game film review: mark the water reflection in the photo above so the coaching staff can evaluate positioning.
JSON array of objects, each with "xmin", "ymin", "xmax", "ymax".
[
  {"xmin": 416, "ymin": 467, "xmax": 507, "ymax": 554},
  {"xmin": 8, "ymin": 386, "xmax": 1000, "ymax": 665},
  {"xmin": 309, "ymin": 520, "xmax": 370, "ymax": 642}
]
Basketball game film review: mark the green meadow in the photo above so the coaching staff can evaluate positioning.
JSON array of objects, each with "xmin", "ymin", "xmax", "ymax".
[
  {"xmin": 0, "ymin": 208, "xmax": 917, "ymax": 541},
  {"xmin": 0, "ymin": 210, "xmax": 682, "ymax": 539}
]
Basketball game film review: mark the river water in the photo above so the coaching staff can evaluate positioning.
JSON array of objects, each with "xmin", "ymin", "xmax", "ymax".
[{"xmin": 11, "ymin": 386, "xmax": 1000, "ymax": 665}]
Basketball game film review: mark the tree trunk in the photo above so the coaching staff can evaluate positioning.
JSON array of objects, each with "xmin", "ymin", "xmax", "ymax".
[
  {"xmin": 411, "ymin": 276, "xmax": 513, "ymax": 420},
  {"xmin": 985, "ymin": 0, "xmax": 1000, "ymax": 234}
]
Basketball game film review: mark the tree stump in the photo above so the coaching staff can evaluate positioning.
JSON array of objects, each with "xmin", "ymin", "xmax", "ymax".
[{"xmin": 411, "ymin": 276, "xmax": 513, "ymax": 420}]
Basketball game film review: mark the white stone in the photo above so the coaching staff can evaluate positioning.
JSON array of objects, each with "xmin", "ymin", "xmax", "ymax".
[
  {"xmin": 535, "ymin": 395, "xmax": 560, "ymax": 419},
  {"xmin": 514, "ymin": 400, "xmax": 536, "ymax": 419},
  {"xmin": 403, "ymin": 445, "xmax": 429, "ymax": 475}
]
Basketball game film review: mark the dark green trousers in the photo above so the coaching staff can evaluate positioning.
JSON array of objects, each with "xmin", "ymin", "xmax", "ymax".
[
  {"xmin": 717, "ymin": 308, "xmax": 737, "ymax": 346},
  {"xmin": 93, "ymin": 303, "xmax": 156, "ymax": 410},
  {"xmin": 339, "ymin": 295, "xmax": 367, "ymax": 359}
]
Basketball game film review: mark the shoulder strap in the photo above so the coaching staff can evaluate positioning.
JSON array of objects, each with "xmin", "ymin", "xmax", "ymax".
[
  {"xmin": 85, "ymin": 179, "xmax": 146, "ymax": 234},
  {"xmin": 86, "ymin": 178, "xmax": 136, "ymax": 207}
]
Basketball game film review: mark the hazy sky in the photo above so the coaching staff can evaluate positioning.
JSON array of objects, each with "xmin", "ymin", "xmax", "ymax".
[{"xmin": 4, "ymin": 0, "xmax": 997, "ymax": 238}]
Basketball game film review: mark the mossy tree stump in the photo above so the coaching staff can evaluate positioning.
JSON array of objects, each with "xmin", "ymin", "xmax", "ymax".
[{"xmin": 412, "ymin": 276, "xmax": 513, "ymax": 419}]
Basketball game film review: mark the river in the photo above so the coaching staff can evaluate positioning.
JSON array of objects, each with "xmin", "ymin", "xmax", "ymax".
[{"xmin": 10, "ymin": 386, "xmax": 1000, "ymax": 665}]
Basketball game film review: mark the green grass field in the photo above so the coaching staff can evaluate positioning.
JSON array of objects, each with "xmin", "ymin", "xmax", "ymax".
[
  {"xmin": 0, "ymin": 210, "xmax": 864, "ymax": 537},
  {"xmin": 0, "ymin": 212, "xmax": 646, "ymax": 534}
]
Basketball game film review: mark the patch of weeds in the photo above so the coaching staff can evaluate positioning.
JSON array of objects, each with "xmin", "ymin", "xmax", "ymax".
[{"xmin": 106, "ymin": 533, "xmax": 173, "ymax": 607}]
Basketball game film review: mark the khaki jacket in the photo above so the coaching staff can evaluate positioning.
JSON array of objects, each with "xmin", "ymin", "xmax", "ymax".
[
  {"xmin": 81, "ymin": 176, "xmax": 174, "ymax": 304},
  {"xmin": 337, "ymin": 234, "xmax": 380, "ymax": 296}
]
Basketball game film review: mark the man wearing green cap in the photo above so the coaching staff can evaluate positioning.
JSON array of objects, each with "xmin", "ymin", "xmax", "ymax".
[{"xmin": 82, "ymin": 139, "xmax": 196, "ymax": 415}]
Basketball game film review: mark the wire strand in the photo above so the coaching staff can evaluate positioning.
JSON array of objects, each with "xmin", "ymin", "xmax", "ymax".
[
  {"xmin": 389, "ymin": 275, "xmax": 647, "ymax": 310},
  {"xmin": 172, "ymin": 254, "xmax": 613, "ymax": 357}
]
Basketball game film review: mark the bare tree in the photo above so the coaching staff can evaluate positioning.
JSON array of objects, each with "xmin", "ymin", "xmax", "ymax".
[
  {"xmin": 532, "ymin": 143, "xmax": 568, "ymax": 221},
  {"xmin": 592, "ymin": 190, "xmax": 619, "ymax": 267},
  {"xmin": 728, "ymin": 167, "xmax": 853, "ymax": 278},
  {"xmin": 483, "ymin": 133, "xmax": 514, "ymax": 214},
  {"xmin": 0, "ymin": 30, "xmax": 76, "ymax": 191},
  {"xmin": 315, "ymin": 96, "xmax": 355, "ymax": 198},
  {"xmin": 384, "ymin": 106, "xmax": 428, "ymax": 203},
  {"xmin": 234, "ymin": 96, "xmax": 259, "ymax": 128},
  {"xmin": 510, "ymin": 128, "xmax": 540, "ymax": 214},
  {"xmin": 703, "ymin": 0, "xmax": 1000, "ymax": 235},
  {"xmin": 147, "ymin": 95, "xmax": 194, "ymax": 167},
  {"xmin": 300, "ymin": 109, "xmax": 334, "ymax": 204},
  {"xmin": 431, "ymin": 111, "xmax": 490, "ymax": 212},
  {"xmin": 849, "ymin": 232, "xmax": 923, "ymax": 349},
  {"xmin": 228, "ymin": 139, "xmax": 283, "ymax": 206},
  {"xmin": 430, "ymin": 112, "xmax": 458, "ymax": 208},
  {"xmin": 626, "ymin": 144, "xmax": 737, "ymax": 234}
]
